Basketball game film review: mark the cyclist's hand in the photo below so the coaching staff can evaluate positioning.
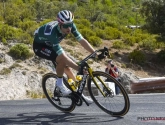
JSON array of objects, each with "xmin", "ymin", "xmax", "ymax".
[
  {"xmin": 98, "ymin": 53, "xmax": 106, "ymax": 60},
  {"xmin": 97, "ymin": 47, "xmax": 110, "ymax": 60}
]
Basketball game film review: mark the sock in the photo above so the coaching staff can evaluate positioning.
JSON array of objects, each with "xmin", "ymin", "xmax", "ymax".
[{"xmin": 56, "ymin": 76, "xmax": 63, "ymax": 86}]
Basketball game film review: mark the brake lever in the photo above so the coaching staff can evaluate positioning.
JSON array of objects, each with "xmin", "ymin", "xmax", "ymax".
[
  {"xmin": 103, "ymin": 47, "xmax": 110, "ymax": 58},
  {"xmin": 95, "ymin": 47, "xmax": 110, "ymax": 60}
]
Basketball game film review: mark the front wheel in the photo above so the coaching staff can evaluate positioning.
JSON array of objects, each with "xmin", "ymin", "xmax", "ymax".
[
  {"xmin": 42, "ymin": 73, "xmax": 76, "ymax": 113},
  {"xmin": 87, "ymin": 71, "xmax": 130, "ymax": 116}
]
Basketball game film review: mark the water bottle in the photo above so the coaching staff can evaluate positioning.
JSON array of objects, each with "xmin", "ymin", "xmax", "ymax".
[
  {"xmin": 68, "ymin": 79, "xmax": 77, "ymax": 91},
  {"xmin": 76, "ymin": 75, "xmax": 82, "ymax": 81}
]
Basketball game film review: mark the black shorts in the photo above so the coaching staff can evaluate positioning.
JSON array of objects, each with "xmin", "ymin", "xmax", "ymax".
[{"xmin": 33, "ymin": 40, "xmax": 58, "ymax": 61}]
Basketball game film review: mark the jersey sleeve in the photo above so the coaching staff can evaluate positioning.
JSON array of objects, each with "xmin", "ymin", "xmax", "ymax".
[
  {"xmin": 54, "ymin": 44, "xmax": 64, "ymax": 55},
  {"xmin": 41, "ymin": 21, "xmax": 64, "ymax": 56},
  {"xmin": 71, "ymin": 23, "xmax": 83, "ymax": 42}
]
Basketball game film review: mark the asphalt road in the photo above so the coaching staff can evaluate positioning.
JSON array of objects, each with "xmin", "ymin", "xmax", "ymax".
[{"xmin": 0, "ymin": 93, "xmax": 165, "ymax": 125}]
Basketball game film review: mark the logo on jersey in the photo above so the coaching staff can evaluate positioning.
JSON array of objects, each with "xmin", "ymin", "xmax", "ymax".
[
  {"xmin": 45, "ymin": 41, "xmax": 52, "ymax": 47},
  {"xmin": 40, "ymin": 48, "xmax": 52, "ymax": 56},
  {"xmin": 39, "ymin": 37, "xmax": 48, "ymax": 40}
]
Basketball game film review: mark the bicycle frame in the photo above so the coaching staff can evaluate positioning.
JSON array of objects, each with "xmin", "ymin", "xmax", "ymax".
[
  {"xmin": 42, "ymin": 47, "xmax": 130, "ymax": 116},
  {"xmin": 74, "ymin": 61, "xmax": 111, "ymax": 105},
  {"xmin": 52, "ymin": 47, "xmax": 111, "ymax": 105}
]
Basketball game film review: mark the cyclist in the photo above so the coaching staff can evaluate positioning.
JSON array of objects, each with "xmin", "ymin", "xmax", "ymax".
[{"xmin": 33, "ymin": 10, "xmax": 95, "ymax": 103}]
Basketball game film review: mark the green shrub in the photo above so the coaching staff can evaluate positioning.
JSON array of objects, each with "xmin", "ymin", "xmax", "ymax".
[
  {"xmin": 121, "ymin": 63, "xmax": 127, "ymax": 68},
  {"xmin": 75, "ymin": 24, "xmax": 86, "ymax": 30},
  {"xmin": 95, "ymin": 28, "xmax": 107, "ymax": 39},
  {"xmin": 156, "ymin": 42, "xmax": 165, "ymax": 49},
  {"xmin": 5, "ymin": 14, "xmax": 20, "ymax": 26},
  {"xmin": 93, "ymin": 21, "xmax": 106, "ymax": 30},
  {"xmin": 128, "ymin": 50, "xmax": 145, "ymax": 64},
  {"xmin": 112, "ymin": 40, "xmax": 129, "ymax": 49},
  {"xmin": 0, "ymin": 58, "xmax": 4, "ymax": 63},
  {"xmin": 0, "ymin": 24, "xmax": 23, "ymax": 40},
  {"xmin": 39, "ymin": 19, "xmax": 52, "ymax": 26},
  {"xmin": 9, "ymin": 63, "xmax": 22, "ymax": 69},
  {"xmin": 9, "ymin": 43, "xmax": 33, "ymax": 59},
  {"xmin": 134, "ymin": 36, "xmax": 141, "ymax": 43},
  {"xmin": 157, "ymin": 49, "xmax": 165, "ymax": 62},
  {"xmin": 139, "ymin": 34, "xmax": 150, "ymax": 40},
  {"xmin": 139, "ymin": 38, "xmax": 157, "ymax": 51},
  {"xmin": 104, "ymin": 27, "xmax": 122, "ymax": 40},
  {"xmin": 2, "ymin": 37, "xmax": 7, "ymax": 45},
  {"xmin": 0, "ymin": 68, "xmax": 11, "ymax": 75},
  {"xmin": 79, "ymin": 19, "xmax": 91, "ymax": 28},
  {"xmin": 18, "ymin": 33, "xmax": 33, "ymax": 44},
  {"xmin": 74, "ymin": 19, "xmax": 91, "ymax": 28},
  {"xmin": 123, "ymin": 36, "xmax": 136, "ymax": 46},
  {"xmin": 27, "ymin": 25, "xmax": 39, "ymax": 37},
  {"xmin": 88, "ymin": 36, "xmax": 102, "ymax": 47},
  {"xmin": 18, "ymin": 21, "xmax": 37, "ymax": 31},
  {"xmin": 79, "ymin": 28, "xmax": 96, "ymax": 41},
  {"xmin": 119, "ymin": 26, "xmax": 132, "ymax": 34},
  {"xmin": 106, "ymin": 20, "xmax": 118, "ymax": 28}
]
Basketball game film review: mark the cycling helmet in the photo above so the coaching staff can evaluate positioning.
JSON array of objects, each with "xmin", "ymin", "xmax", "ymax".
[{"xmin": 57, "ymin": 10, "xmax": 74, "ymax": 24}]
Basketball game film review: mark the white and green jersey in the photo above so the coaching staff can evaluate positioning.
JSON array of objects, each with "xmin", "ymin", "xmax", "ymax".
[{"xmin": 34, "ymin": 21, "xmax": 83, "ymax": 55}]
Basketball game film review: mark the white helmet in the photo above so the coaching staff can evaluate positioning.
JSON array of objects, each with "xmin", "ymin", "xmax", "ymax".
[{"xmin": 57, "ymin": 10, "xmax": 74, "ymax": 24}]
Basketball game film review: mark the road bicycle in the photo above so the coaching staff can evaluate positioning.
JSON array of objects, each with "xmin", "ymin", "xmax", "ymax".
[{"xmin": 42, "ymin": 47, "xmax": 130, "ymax": 116}]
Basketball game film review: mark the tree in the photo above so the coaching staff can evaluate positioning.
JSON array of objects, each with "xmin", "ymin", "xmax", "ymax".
[{"xmin": 141, "ymin": 0, "xmax": 165, "ymax": 35}]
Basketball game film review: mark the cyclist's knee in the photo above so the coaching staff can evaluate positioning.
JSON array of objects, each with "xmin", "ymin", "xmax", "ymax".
[
  {"xmin": 56, "ymin": 53, "xmax": 67, "ymax": 64},
  {"xmin": 65, "ymin": 66, "xmax": 72, "ymax": 72}
]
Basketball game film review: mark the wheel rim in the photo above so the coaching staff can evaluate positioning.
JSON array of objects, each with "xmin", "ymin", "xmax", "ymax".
[
  {"xmin": 42, "ymin": 73, "xmax": 76, "ymax": 112},
  {"xmin": 87, "ymin": 71, "xmax": 130, "ymax": 116}
]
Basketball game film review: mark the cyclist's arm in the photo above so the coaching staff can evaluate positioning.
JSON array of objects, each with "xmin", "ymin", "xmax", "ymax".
[
  {"xmin": 71, "ymin": 24, "xmax": 95, "ymax": 53},
  {"xmin": 79, "ymin": 38, "xmax": 95, "ymax": 53}
]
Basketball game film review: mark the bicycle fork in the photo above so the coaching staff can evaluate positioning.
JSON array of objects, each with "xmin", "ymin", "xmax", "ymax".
[{"xmin": 88, "ymin": 69, "xmax": 113, "ymax": 97}]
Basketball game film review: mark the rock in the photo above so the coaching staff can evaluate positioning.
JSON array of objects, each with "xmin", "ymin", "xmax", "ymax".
[{"xmin": 120, "ymin": 71, "xmax": 139, "ymax": 93}]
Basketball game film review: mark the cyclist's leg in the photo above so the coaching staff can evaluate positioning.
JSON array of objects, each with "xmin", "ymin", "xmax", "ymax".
[
  {"xmin": 64, "ymin": 66, "xmax": 76, "ymax": 81},
  {"xmin": 33, "ymin": 41, "xmax": 71, "ymax": 95},
  {"xmin": 59, "ymin": 54, "xmax": 93, "ymax": 104},
  {"xmin": 56, "ymin": 52, "xmax": 79, "ymax": 73},
  {"xmin": 55, "ymin": 45, "xmax": 83, "ymax": 95}
]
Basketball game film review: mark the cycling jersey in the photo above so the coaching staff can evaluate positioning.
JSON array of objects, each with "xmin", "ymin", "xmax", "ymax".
[{"xmin": 34, "ymin": 21, "xmax": 83, "ymax": 55}]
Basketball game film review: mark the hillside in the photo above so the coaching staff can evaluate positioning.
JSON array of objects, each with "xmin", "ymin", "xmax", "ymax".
[{"xmin": 0, "ymin": 39, "xmax": 164, "ymax": 100}]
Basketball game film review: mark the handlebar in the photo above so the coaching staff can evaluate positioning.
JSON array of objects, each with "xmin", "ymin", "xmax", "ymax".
[
  {"xmin": 96, "ymin": 47, "xmax": 110, "ymax": 59},
  {"xmin": 79, "ymin": 47, "xmax": 110, "ymax": 64}
]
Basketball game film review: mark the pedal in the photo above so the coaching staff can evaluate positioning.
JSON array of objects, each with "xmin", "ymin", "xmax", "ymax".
[{"xmin": 52, "ymin": 97, "xmax": 62, "ymax": 105}]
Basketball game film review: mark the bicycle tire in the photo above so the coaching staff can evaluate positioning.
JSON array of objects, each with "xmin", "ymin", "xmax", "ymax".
[
  {"xmin": 42, "ymin": 73, "xmax": 76, "ymax": 113},
  {"xmin": 87, "ymin": 71, "xmax": 130, "ymax": 116}
]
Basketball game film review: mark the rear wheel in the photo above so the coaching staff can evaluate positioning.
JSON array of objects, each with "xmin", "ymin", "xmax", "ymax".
[
  {"xmin": 87, "ymin": 71, "xmax": 130, "ymax": 116},
  {"xmin": 42, "ymin": 73, "xmax": 76, "ymax": 113}
]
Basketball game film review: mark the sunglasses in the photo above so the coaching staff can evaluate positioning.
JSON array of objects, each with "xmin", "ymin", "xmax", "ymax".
[{"xmin": 62, "ymin": 23, "xmax": 73, "ymax": 29}]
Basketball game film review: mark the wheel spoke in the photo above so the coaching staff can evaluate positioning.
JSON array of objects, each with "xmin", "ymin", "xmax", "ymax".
[
  {"xmin": 42, "ymin": 73, "xmax": 76, "ymax": 112},
  {"xmin": 88, "ymin": 71, "xmax": 130, "ymax": 116}
]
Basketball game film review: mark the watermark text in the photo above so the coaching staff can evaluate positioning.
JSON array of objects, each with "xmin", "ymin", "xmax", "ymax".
[{"xmin": 137, "ymin": 117, "xmax": 165, "ymax": 121}]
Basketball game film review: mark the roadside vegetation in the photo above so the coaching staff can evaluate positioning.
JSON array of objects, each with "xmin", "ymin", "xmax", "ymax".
[{"xmin": 0, "ymin": 0, "xmax": 165, "ymax": 66}]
